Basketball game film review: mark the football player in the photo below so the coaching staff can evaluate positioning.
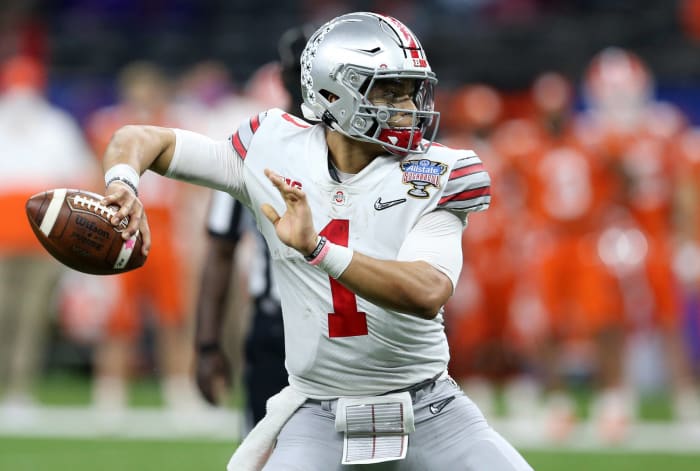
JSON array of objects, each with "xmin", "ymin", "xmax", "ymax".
[
  {"xmin": 99, "ymin": 12, "xmax": 532, "ymax": 470},
  {"xmin": 580, "ymin": 47, "xmax": 698, "ymax": 433}
]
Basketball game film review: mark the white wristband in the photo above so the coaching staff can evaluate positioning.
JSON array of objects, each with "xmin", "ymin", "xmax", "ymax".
[
  {"xmin": 105, "ymin": 164, "xmax": 140, "ymax": 195},
  {"xmin": 317, "ymin": 243, "xmax": 354, "ymax": 279}
]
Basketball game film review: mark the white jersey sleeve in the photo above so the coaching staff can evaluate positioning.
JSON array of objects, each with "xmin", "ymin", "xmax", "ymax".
[
  {"xmin": 436, "ymin": 150, "xmax": 490, "ymax": 222},
  {"xmin": 167, "ymin": 127, "xmax": 247, "ymax": 202},
  {"xmin": 396, "ymin": 210, "xmax": 464, "ymax": 292}
]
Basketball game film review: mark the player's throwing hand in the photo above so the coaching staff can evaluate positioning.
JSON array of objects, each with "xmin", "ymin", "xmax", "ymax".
[{"xmin": 103, "ymin": 180, "xmax": 151, "ymax": 255}]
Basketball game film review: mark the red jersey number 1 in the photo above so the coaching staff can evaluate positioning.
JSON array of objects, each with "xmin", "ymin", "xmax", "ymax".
[{"xmin": 320, "ymin": 219, "xmax": 368, "ymax": 338}]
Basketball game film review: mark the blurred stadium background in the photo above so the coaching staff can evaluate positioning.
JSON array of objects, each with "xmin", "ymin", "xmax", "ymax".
[{"xmin": 2, "ymin": 1, "xmax": 700, "ymax": 470}]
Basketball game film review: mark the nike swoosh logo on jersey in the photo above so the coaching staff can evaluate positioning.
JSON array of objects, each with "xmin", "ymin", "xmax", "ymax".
[
  {"xmin": 429, "ymin": 396, "xmax": 455, "ymax": 415},
  {"xmin": 374, "ymin": 197, "xmax": 407, "ymax": 211}
]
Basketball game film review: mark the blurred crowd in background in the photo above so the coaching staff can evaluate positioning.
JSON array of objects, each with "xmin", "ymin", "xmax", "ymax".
[{"xmin": 2, "ymin": 0, "xmax": 700, "ymax": 446}]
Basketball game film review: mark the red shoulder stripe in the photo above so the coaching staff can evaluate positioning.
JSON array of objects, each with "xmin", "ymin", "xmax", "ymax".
[
  {"xmin": 439, "ymin": 186, "xmax": 491, "ymax": 205},
  {"xmin": 250, "ymin": 114, "xmax": 261, "ymax": 133},
  {"xmin": 231, "ymin": 132, "xmax": 247, "ymax": 159},
  {"xmin": 449, "ymin": 162, "xmax": 484, "ymax": 180}
]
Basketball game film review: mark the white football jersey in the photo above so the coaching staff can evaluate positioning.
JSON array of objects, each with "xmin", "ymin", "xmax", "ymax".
[{"xmin": 172, "ymin": 108, "xmax": 490, "ymax": 398}]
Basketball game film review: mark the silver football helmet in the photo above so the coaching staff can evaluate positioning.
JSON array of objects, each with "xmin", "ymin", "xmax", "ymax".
[{"xmin": 300, "ymin": 12, "xmax": 440, "ymax": 155}]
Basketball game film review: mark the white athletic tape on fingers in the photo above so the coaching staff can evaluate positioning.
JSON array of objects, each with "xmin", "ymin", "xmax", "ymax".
[
  {"xmin": 40, "ymin": 188, "xmax": 67, "ymax": 236},
  {"xmin": 113, "ymin": 232, "xmax": 138, "ymax": 269}
]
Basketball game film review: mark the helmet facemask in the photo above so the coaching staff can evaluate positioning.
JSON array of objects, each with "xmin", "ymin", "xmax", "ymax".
[{"xmin": 349, "ymin": 70, "xmax": 439, "ymax": 155}]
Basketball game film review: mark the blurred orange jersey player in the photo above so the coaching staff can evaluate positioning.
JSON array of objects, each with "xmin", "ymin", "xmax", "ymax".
[{"xmin": 581, "ymin": 48, "xmax": 685, "ymax": 332}]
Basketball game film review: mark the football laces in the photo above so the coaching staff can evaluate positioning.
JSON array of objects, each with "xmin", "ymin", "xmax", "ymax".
[{"xmin": 70, "ymin": 194, "xmax": 129, "ymax": 229}]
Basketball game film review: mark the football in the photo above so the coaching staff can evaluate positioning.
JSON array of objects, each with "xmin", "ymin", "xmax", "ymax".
[{"xmin": 25, "ymin": 188, "xmax": 147, "ymax": 275}]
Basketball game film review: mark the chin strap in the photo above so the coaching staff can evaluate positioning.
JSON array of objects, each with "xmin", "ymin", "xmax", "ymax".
[{"xmin": 321, "ymin": 110, "xmax": 338, "ymax": 128}]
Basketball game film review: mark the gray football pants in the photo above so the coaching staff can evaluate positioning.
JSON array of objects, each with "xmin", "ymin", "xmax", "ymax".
[{"xmin": 261, "ymin": 377, "xmax": 533, "ymax": 471}]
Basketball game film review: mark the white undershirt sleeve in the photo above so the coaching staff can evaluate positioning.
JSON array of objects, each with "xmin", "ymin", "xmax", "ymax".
[
  {"xmin": 167, "ymin": 128, "xmax": 247, "ymax": 201},
  {"xmin": 396, "ymin": 210, "xmax": 466, "ymax": 293}
]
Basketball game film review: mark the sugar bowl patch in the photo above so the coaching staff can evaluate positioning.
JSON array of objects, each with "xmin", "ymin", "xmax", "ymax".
[{"xmin": 400, "ymin": 159, "xmax": 447, "ymax": 198}]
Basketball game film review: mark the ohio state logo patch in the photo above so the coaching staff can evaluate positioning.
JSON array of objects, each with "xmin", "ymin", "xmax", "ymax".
[
  {"xmin": 400, "ymin": 159, "xmax": 447, "ymax": 198},
  {"xmin": 332, "ymin": 188, "xmax": 346, "ymax": 206}
]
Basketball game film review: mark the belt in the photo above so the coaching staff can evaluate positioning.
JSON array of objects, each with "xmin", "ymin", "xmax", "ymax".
[
  {"xmin": 307, "ymin": 371, "xmax": 446, "ymax": 405},
  {"xmin": 382, "ymin": 371, "xmax": 444, "ymax": 400}
]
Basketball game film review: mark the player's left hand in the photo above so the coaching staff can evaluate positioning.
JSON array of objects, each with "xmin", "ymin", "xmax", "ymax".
[
  {"xmin": 261, "ymin": 168, "xmax": 318, "ymax": 256},
  {"xmin": 195, "ymin": 348, "xmax": 231, "ymax": 406}
]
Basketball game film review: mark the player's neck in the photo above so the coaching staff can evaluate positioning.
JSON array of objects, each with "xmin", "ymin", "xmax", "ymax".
[{"xmin": 326, "ymin": 128, "xmax": 384, "ymax": 174}]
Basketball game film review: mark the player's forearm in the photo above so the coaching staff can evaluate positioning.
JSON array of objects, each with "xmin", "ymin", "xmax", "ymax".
[
  {"xmin": 675, "ymin": 178, "xmax": 699, "ymax": 240},
  {"xmin": 102, "ymin": 125, "xmax": 176, "ymax": 176},
  {"xmin": 194, "ymin": 241, "xmax": 235, "ymax": 347},
  {"xmin": 337, "ymin": 253, "xmax": 452, "ymax": 319}
]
